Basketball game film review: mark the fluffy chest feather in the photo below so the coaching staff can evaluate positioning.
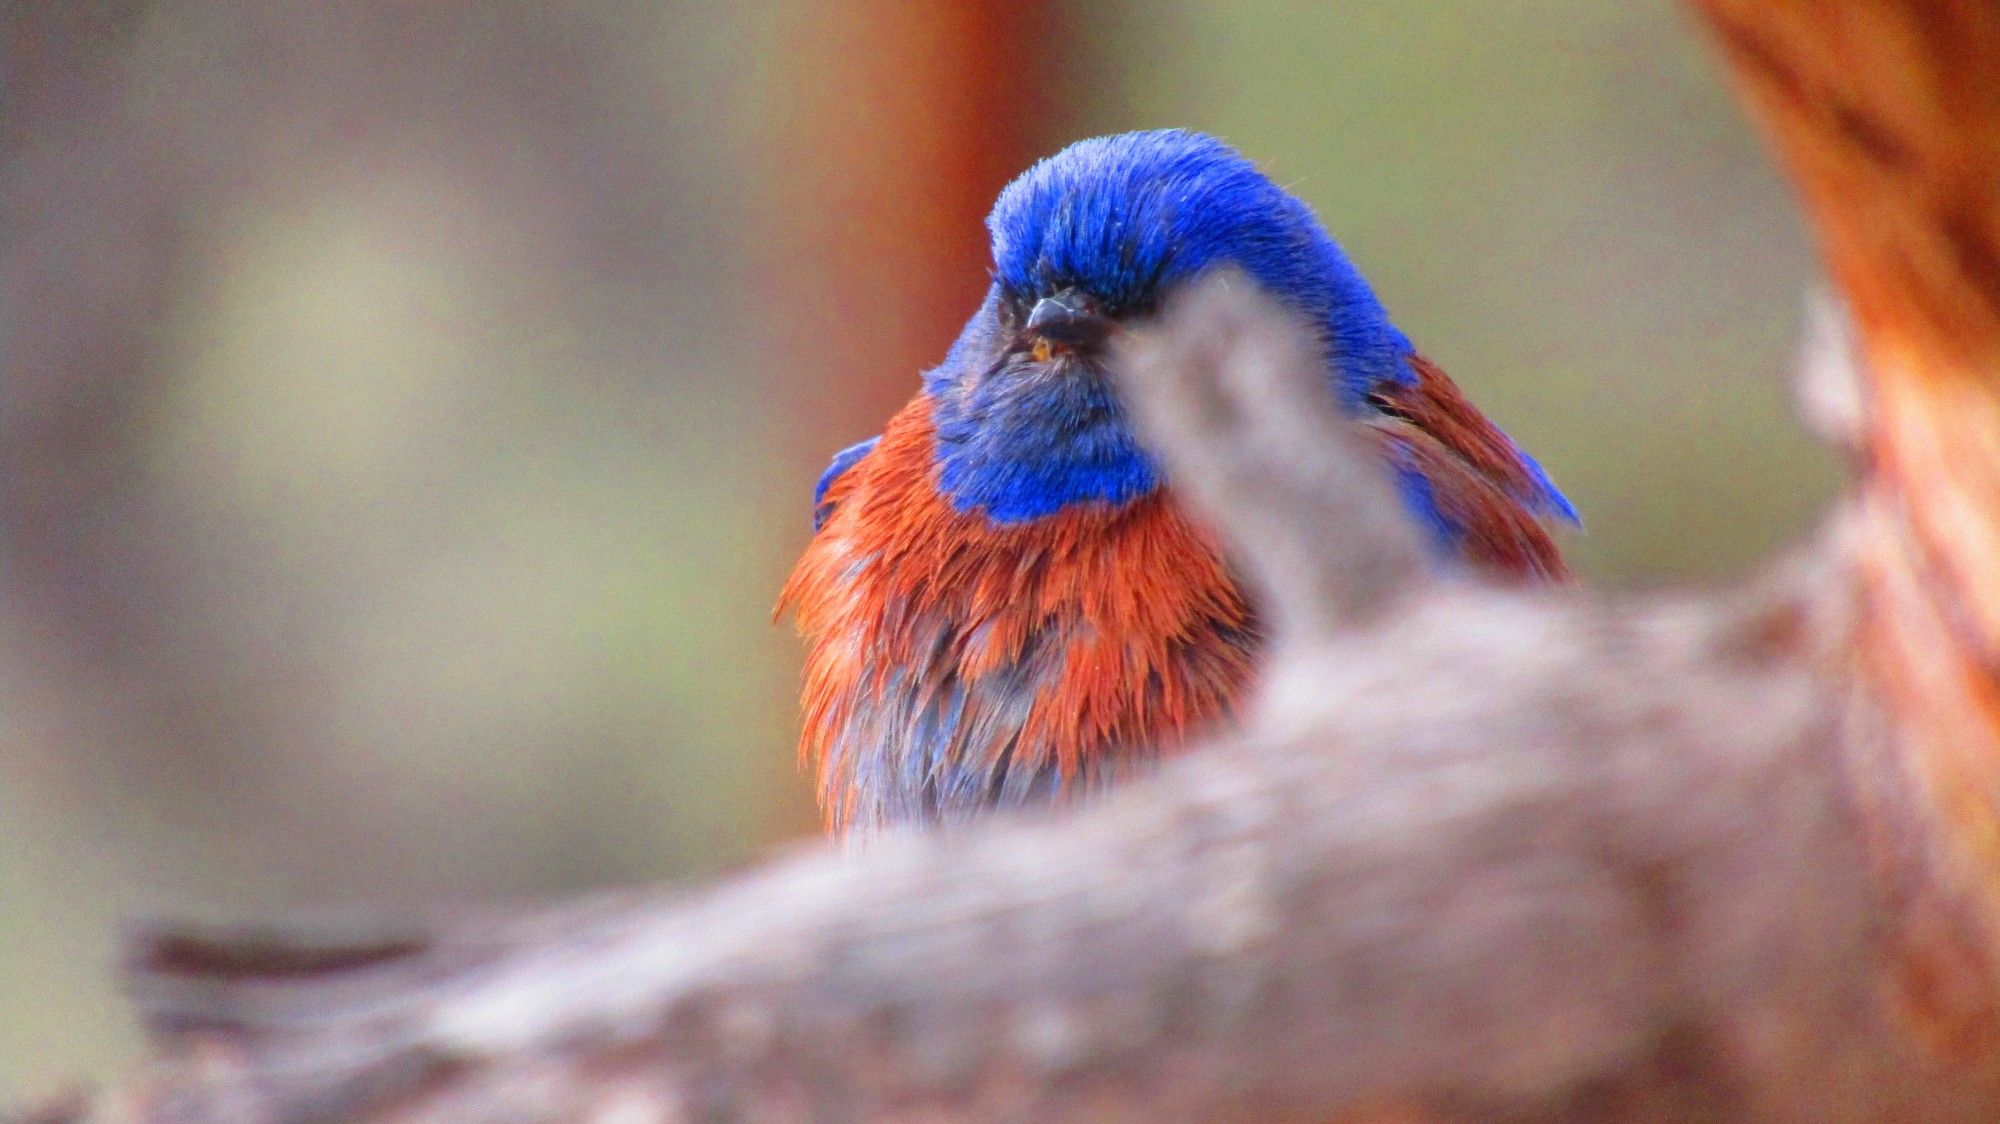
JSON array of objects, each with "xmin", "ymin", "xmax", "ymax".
[{"xmin": 780, "ymin": 396, "xmax": 1258, "ymax": 833}]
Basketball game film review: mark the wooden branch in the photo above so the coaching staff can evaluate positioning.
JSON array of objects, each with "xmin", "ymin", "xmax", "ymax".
[
  {"xmin": 25, "ymin": 1, "xmax": 2000, "ymax": 1121},
  {"xmin": 1114, "ymin": 278, "xmax": 1430, "ymax": 643}
]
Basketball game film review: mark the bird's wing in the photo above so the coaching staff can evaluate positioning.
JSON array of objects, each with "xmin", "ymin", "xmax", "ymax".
[
  {"xmin": 812, "ymin": 436, "xmax": 881, "ymax": 531},
  {"xmin": 1368, "ymin": 354, "xmax": 1577, "ymax": 521},
  {"xmin": 1362, "ymin": 354, "xmax": 1574, "ymax": 581}
]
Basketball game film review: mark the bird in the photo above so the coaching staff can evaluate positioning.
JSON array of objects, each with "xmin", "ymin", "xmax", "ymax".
[{"xmin": 780, "ymin": 129, "xmax": 1577, "ymax": 836}]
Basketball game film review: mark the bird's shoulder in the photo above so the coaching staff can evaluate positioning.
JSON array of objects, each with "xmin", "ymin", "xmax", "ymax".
[
  {"xmin": 1361, "ymin": 354, "xmax": 1573, "ymax": 581},
  {"xmin": 1363, "ymin": 355, "xmax": 1553, "ymax": 509},
  {"xmin": 812, "ymin": 436, "xmax": 881, "ymax": 531}
]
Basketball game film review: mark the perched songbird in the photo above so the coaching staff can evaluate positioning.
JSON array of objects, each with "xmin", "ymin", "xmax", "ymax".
[{"xmin": 781, "ymin": 130, "xmax": 1577, "ymax": 835}]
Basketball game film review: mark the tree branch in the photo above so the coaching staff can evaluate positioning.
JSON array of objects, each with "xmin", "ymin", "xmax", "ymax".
[{"xmin": 1115, "ymin": 276, "xmax": 1430, "ymax": 643}]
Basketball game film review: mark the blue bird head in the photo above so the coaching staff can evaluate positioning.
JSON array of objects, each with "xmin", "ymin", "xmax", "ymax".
[
  {"xmin": 925, "ymin": 130, "xmax": 1488, "ymax": 525},
  {"xmin": 987, "ymin": 130, "xmax": 1413, "ymax": 387}
]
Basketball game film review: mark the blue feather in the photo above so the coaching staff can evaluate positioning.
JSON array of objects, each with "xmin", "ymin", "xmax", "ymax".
[
  {"xmin": 812, "ymin": 436, "xmax": 880, "ymax": 530},
  {"xmin": 986, "ymin": 129, "xmax": 1414, "ymax": 406}
]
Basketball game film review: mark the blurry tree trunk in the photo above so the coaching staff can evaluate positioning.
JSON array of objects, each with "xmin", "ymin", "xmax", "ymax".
[
  {"xmin": 25, "ymin": 0, "xmax": 2000, "ymax": 1121},
  {"xmin": 765, "ymin": 1, "xmax": 1069, "ymax": 450},
  {"xmin": 1693, "ymin": 0, "xmax": 2000, "ymax": 1061}
]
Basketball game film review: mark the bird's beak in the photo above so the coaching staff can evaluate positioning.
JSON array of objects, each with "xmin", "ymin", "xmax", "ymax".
[{"xmin": 1026, "ymin": 290, "xmax": 1114, "ymax": 354}]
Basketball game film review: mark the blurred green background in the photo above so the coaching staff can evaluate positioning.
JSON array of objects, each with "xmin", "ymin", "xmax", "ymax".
[{"xmin": 1, "ymin": 0, "xmax": 1828, "ymax": 1099}]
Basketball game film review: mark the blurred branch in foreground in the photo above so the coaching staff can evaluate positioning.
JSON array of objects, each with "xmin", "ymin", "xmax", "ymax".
[{"xmin": 20, "ymin": 0, "xmax": 2000, "ymax": 1119}]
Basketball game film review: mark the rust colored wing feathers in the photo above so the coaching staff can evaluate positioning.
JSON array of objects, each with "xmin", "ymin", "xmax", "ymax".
[{"xmin": 1367, "ymin": 354, "xmax": 1572, "ymax": 581}]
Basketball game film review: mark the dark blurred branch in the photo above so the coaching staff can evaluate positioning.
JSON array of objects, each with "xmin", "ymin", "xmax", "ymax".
[{"xmin": 31, "ymin": 0, "xmax": 2000, "ymax": 1120}]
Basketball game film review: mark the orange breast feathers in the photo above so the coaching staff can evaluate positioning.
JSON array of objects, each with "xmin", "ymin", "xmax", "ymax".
[{"xmin": 778, "ymin": 396, "xmax": 1259, "ymax": 834}]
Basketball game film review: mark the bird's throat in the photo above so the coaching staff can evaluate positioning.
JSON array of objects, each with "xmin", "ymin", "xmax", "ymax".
[{"xmin": 928, "ymin": 364, "xmax": 1160, "ymax": 523}]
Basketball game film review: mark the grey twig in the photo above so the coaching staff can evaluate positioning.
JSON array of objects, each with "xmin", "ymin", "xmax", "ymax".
[{"xmin": 1116, "ymin": 273, "xmax": 1428, "ymax": 642}]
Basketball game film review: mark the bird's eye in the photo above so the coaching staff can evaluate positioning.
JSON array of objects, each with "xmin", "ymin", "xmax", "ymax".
[{"xmin": 1030, "ymin": 338, "xmax": 1055, "ymax": 363}]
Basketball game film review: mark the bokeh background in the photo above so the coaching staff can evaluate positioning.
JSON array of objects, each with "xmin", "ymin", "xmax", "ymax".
[{"xmin": 1, "ymin": 0, "xmax": 1830, "ymax": 1098}]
